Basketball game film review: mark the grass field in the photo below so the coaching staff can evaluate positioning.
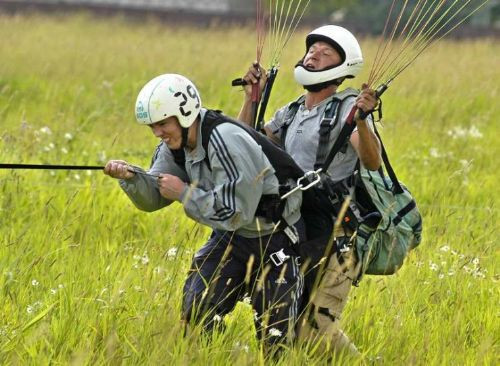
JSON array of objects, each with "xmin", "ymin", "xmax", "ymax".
[{"xmin": 0, "ymin": 13, "xmax": 498, "ymax": 365}]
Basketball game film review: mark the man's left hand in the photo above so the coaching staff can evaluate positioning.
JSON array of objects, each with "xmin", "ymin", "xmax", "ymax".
[{"xmin": 158, "ymin": 174, "xmax": 186, "ymax": 201}]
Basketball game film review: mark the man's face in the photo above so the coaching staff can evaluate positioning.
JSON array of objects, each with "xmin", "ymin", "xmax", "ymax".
[
  {"xmin": 149, "ymin": 116, "xmax": 183, "ymax": 150},
  {"xmin": 303, "ymin": 41, "xmax": 342, "ymax": 70}
]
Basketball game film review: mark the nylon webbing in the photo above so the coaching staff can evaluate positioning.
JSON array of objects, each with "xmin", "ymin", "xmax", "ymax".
[{"xmin": 313, "ymin": 98, "xmax": 340, "ymax": 170}]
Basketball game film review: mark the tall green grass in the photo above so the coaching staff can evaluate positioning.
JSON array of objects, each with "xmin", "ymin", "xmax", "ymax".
[{"xmin": 0, "ymin": 13, "xmax": 498, "ymax": 365}]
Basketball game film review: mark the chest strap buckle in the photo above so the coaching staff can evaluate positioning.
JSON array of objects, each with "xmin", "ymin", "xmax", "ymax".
[{"xmin": 269, "ymin": 249, "xmax": 290, "ymax": 267}]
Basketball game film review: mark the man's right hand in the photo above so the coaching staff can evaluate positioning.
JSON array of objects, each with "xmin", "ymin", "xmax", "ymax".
[
  {"xmin": 104, "ymin": 160, "xmax": 135, "ymax": 179},
  {"xmin": 242, "ymin": 61, "xmax": 268, "ymax": 101}
]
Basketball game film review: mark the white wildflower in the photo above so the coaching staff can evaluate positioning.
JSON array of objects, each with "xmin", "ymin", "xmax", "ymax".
[
  {"xmin": 438, "ymin": 274, "xmax": 445, "ymax": 279},
  {"xmin": 102, "ymin": 80, "xmax": 113, "ymax": 89},
  {"xmin": 31, "ymin": 279, "xmax": 39, "ymax": 287},
  {"xmin": 64, "ymin": 133, "xmax": 73, "ymax": 140},
  {"xmin": 429, "ymin": 148, "xmax": 441, "ymax": 158},
  {"xmin": 472, "ymin": 257, "xmax": 480, "ymax": 266},
  {"xmin": 448, "ymin": 270, "xmax": 455, "ymax": 276},
  {"xmin": 213, "ymin": 314, "xmax": 222, "ymax": 322},
  {"xmin": 86, "ymin": 170, "xmax": 92, "ymax": 176},
  {"xmin": 73, "ymin": 174, "xmax": 80, "ymax": 181},
  {"xmin": 58, "ymin": 284, "xmax": 64, "ymax": 289},
  {"xmin": 141, "ymin": 253, "xmax": 149, "ymax": 265},
  {"xmin": 61, "ymin": 147, "xmax": 68, "ymax": 154},
  {"xmin": 234, "ymin": 342, "xmax": 249, "ymax": 353},
  {"xmin": 429, "ymin": 262, "xmax": 439, "ymax": 271},
  {"xmin": 430, "ymin": 148, "xmax": 440, "ymax": 158},
  {"xmin": 268, "ymin": 328, "xmax": 282, "ymax": 337},
  {"xmin": 472, "ymin": 270, "xmax": 485, "ymax": 279},
  {"xmin": 133, "ymin": 254, "xmax": 141, "ymax": 261},
  {"xmin": 48, "ymin": 143, "xmax": 55, "ymax": 149},
  {"xmin": 242, "ymin": 296, "xmax": 251, "ymax": 305},
  {"xmin": 447, "ymin": 126, "xmax": 467, "ymax": 139},
  {"xmin": 40, "ymin": 126, "xmax": 52, "ymax": 135},
  {"xmin": 468, "ymin": 126, "xmax": 483, "ymax": 138},
  {"xmin": 50, "ymin": 288, "xmax": 57, "ymax": 295},
  {"xmin": 26, "ymin": 305, "xmax": 34, "ymax": 314},
  {"xmin": 97, "ymin": 151, "xmax": 107, "ymax": 163},
  {"xmin": 439, "ymin": 245, "xmax": 450, "ymax": 252},
  {"xmin": 447, "ymin": 126, "xmax": 483, "ymax": 139},
  {"xmin": 459, "ymin": 160, "xmax": 469, "ymax": 168},
  {"xmin": 166, "ymin": 247, "xmax": 178, "ymax": 258}
]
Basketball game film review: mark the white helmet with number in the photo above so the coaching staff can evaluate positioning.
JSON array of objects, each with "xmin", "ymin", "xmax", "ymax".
[
  {"xmin": 294, "ymin": 25, "xmax": 363, "ymax": 87},
  {"xmin": 135, "ymin": 74, "xmax": 201, "ymax": 128}
]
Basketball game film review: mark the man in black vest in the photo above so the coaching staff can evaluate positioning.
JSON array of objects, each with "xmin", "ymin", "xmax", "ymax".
[{"xmin": 238, "ymin": 25, "xmax": 381, "ymax": 355}]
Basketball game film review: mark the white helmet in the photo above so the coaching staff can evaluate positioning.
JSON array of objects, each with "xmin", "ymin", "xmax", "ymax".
[
  {"xmin": 135, "ymin": 74, "xmax": 201, "ymax": 128},
  {"xmin": 294, "ymin": 25, "xmax": 363, "ymax": 87}
]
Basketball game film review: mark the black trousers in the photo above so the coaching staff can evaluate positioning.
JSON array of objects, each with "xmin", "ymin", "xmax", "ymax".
[{"xmin": 182, "ymin": 220, "xmax": 305, "ymax": 346}]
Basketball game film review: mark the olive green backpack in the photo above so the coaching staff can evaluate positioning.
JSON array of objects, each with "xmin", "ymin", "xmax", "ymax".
[
  {"xmin": 317, "ymin": 94, "xmax": 422, "ymax": 282},
  {"xmin": 281, "ymin": 91, "xmax": 422, "ymax": 282}
]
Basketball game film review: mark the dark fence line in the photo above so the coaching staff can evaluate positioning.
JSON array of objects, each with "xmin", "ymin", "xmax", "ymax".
[{"xmin": 0, "ymin": 0, "xmax": 498, "ymax": 38}]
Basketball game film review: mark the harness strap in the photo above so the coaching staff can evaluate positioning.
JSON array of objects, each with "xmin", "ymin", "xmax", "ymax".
[
  {"xmin": 313, "ymin": 99, "xmax": 340, "ymax": 170},
  {"xmin": 321, "ymin": 104, "xmax": 404, "ymax": 195},
  {"xmin": 372, "ymin": 124, "xmax": 404, "ymax": 194},
  {"xmin": 392, "ymin": 200, "xmax": 417, "ymax": 225},
  {"xmin": 254, "ymin": 194, "xmax": 284, "ymax": 223},
  {"xmin": 280, "ymin": 95, "xmax": 305, "ymax": 147}
]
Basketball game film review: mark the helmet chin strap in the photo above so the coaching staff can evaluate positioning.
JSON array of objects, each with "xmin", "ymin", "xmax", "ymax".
[
  {"xmin": 303, "ymin": 78, "xmax": 342, "ymax": 92},
  {"xmin": 180, "ymin": 127, "xmax": 189, "ymax": 149}
]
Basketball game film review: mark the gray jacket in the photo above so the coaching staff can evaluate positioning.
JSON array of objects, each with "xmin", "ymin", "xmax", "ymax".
[{"xmin": 120, "ymin": 109, "xmax": 302, "ymax": 238}]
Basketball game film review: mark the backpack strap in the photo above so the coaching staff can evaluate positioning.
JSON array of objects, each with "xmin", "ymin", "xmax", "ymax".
[
  {"xmin": 313, "ymin": 98, "xmax": 341, "ymax": 170},
  {"xmin": 372, "ymin": 123, "xmax": 404, "ymax": 194},
  {"xmin": 280, "ymin": 95, "xmax": 305, "ymax": 148},
  {"xmin": 200, "ymin": 110, "xmax": 307, "ymax": 229},
  {"xmin": 318, "ymin": 89, "xmax": 359, "ymax": 173},
  {"xmin": 321, "ymin": 107, "xmax": 404, "ymax": 195}
]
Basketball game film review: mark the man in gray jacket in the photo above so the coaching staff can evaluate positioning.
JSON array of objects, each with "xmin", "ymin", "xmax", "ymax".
[{"xmin": 104, "ymin": 74, "xmax": 304, "ymax": 347}]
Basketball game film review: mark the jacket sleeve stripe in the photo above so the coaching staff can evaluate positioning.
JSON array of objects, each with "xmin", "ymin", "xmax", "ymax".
[{"xmin": 207, "ymin": 128, "xmax": 241, "ymax": 221}]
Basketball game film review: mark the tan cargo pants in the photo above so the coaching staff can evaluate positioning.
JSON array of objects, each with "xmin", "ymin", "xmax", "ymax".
[{"xmin": 298, "ymin": 235, "xmax": 361, "ymax": 356}]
